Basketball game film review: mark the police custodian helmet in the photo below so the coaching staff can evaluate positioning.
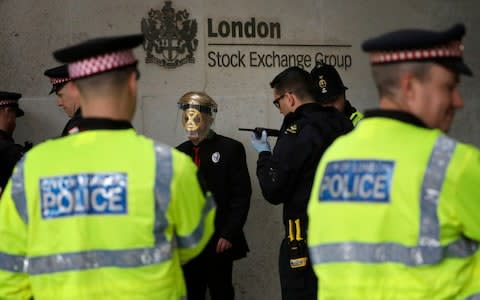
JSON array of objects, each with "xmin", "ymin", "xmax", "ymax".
[
  {"xmin": 53, "ymin": 34, "xmax": 144, "ymax": 80},
  {"xmin": 0, "ymin": 91, "xmax": 24, "ymax": 117},
  {"xmin": 362, "ymin": 23, "xmax": 472, "ymax": 76},
  {"xmin": 43, "ymin": 65, "xmax": 71, "ymax": 95}
]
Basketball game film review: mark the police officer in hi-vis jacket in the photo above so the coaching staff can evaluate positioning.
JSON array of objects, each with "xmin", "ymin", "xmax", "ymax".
[
  {"xmin": 0, "ymin": 34, "xmax": 215, "ymax": 300},
  {"xmin": 308, "ymin": 23, "xmax": 480, "ymax": 300}
]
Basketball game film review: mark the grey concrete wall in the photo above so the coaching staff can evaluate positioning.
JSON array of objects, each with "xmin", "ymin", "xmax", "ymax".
[{"xmin": 1, "ymin": 1, "xmax": 479, "ymax": 299}]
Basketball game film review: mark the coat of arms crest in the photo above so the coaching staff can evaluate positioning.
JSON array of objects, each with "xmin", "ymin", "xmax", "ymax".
[{"xmin": 141, "ymin": 1, "xmax": 198, "ymax": 68}]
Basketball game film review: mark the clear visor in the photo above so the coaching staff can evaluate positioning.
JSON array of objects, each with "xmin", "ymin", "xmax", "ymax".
[
  {"xmin": 177, "ymin": 103, "xmax": 217, "ymax": 139},
  {"xmin": 178, "ymin": 103, "xmax": 217, "ymax": 115}
]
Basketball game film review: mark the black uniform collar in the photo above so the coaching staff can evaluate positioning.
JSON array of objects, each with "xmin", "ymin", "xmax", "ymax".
[
  {"xmin": 77, "ymin": 118, "xmax": 133, "ymax": 131},
  {"xmin": 364, "ymin": 109, "xmax": 428, "ymax": 128},
  {"xmin": 0, "ymin": 129, "xmax": 14, "ymax": 142},
  {"xmin": 285, "ymin": 102, "xmax": 337, "ymax": 122},
  {"xmin": 294, "ymin": 102, "xmax": 320, "ymax": 114},
  {"xmin": 343, "ymin": 100, "xmax": 357, "ymax": 117}
]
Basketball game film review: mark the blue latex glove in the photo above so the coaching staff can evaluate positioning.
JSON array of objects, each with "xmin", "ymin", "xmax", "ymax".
[{"xmin": 250, "ymin": 130, "xmax": 271, "ymax": 153}]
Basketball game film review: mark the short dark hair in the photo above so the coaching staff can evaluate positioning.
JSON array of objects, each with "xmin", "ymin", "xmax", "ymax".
[
  {"xmin": 270, "ymin": 67, "xmax": 316, "ymax": 101},
  {"xmin": 54, "ymin": 82, "xmax": 68, "ymax": 95},
  {"xmin": 371, "ymin": 62, "xmax": 431, "ymax": 98},
  {"xmin": 75, "ymin": 66, "xmax": 137, "ymax": 98}
]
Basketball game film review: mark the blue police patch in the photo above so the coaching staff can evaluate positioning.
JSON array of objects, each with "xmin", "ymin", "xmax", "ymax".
[
  {"xmin": 40, "ymin": 173, "xmax": 128, "ymax": 219},
  {"xmin": 319, "ymin": 160, "xmax": 394, "ymax": 203}
]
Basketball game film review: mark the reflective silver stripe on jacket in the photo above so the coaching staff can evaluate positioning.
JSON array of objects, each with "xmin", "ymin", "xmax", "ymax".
[
  {"xmin": 153, "ymin": 143, "xmax": 173, "ymax": 246},
  {"xmin": 154, "ymin": 142, "xmax": 215, "ymax": 249},
  {"xmin": 176, "ymin": 192, "xmax": 215, "ymax": 248},
  {"xmin": 27, "ymin": 245, "xmax": 172, "ymax": 275},
  {"xmin": 11, "ymin": 156, "xmax": 28, "ymax": 223},
  {"xmin": 0, "ymin": 158, "xmax": 29, "ymax": 272},
  {"xmin": 309, "ymin": 237, "xmax": 478, "ymax": 266},
  {"xmin": 419, "ymin": 135, "xmax": 455, "ymax": 249},
  {"xmin": 310, "ymin": 135, "xmax": 479, "ymax": 266},
  {"xmin": 0, "ymin": 252, "xmax": 26, "ymax": 273},
  {"xmin": 3, "ymin": 143, "xmax": 176, "ymax": 275}
]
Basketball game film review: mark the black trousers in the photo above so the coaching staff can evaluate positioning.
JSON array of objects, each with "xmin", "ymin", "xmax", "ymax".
[
  {"xmin": 279, "ymin": 238, "xmax": 317, "ymax": 300},
  {"xmin": 183, "ymin": 250, "xmax": 234, "ymax": 300}
]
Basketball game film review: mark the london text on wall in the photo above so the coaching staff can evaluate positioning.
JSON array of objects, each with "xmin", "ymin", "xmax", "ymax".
[{"xmin": 206, "ymin": 17, "xmax": 353, "ymax": 70}]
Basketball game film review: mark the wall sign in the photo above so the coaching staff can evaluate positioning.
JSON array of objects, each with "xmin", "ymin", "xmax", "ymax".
[
  {"xmin": 206, "ymin": 17, "xmax": 352, "ymax": 70},
  {"xmin": 141, "ymin": 1, "xmax": 198, "ymax": 68},
  {"xmin": 141, "ymin": 1, "xmax": 353, "ymax": 71}
]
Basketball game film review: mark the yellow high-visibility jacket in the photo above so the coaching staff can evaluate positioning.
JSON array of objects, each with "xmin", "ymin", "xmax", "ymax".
[
  {"xmin": 308, "ymin": 113, "xmax": 480, "ymax": 300},
  {"xmin": 0, "ymin": 128, "xmax": 216, "ymax": 300}
]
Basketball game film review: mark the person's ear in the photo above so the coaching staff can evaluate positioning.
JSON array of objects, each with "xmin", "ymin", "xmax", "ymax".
[
  {"xmin": 399, "ymin": 72, "xmax": 419, "ymax": 107},
  {"xmin": 127, "ymin": 71, "xmax": 137, "ymax": 96},
  {"xmin": 285, "ymin": 92, "xmax": 296, "ymax": 108},
  {"xmin": 67, "ymin": 82, "xmax": 81, "ymax": 98}
]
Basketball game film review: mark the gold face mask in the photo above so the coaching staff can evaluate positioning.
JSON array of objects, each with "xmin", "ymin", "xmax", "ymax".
[
  {"xmin": 178, "ymin": 102, "xmax": 216, "ymax": 139},
  {"xmin": 182, "ymin": 108, "xmax": 203, "ymax": 132}
]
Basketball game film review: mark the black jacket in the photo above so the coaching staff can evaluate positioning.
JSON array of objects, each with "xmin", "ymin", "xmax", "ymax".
[
  {"xmin": 61, "ymin": 109, "xmax": 82, "ymax": 136},
  {"xmin": 256, "ymin": 103, "xmax": 353, "ymax": 230},
  {"xmin": 177, "ymin": 131, "xmax": 252, "ymax": 260},
  {"xmin": 344, "ymin": 99, "xmax": 359, "ymax": 119},
  {"xmin": 0, "ymin": 130, "xmax": 26, "ymax": 194}
]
